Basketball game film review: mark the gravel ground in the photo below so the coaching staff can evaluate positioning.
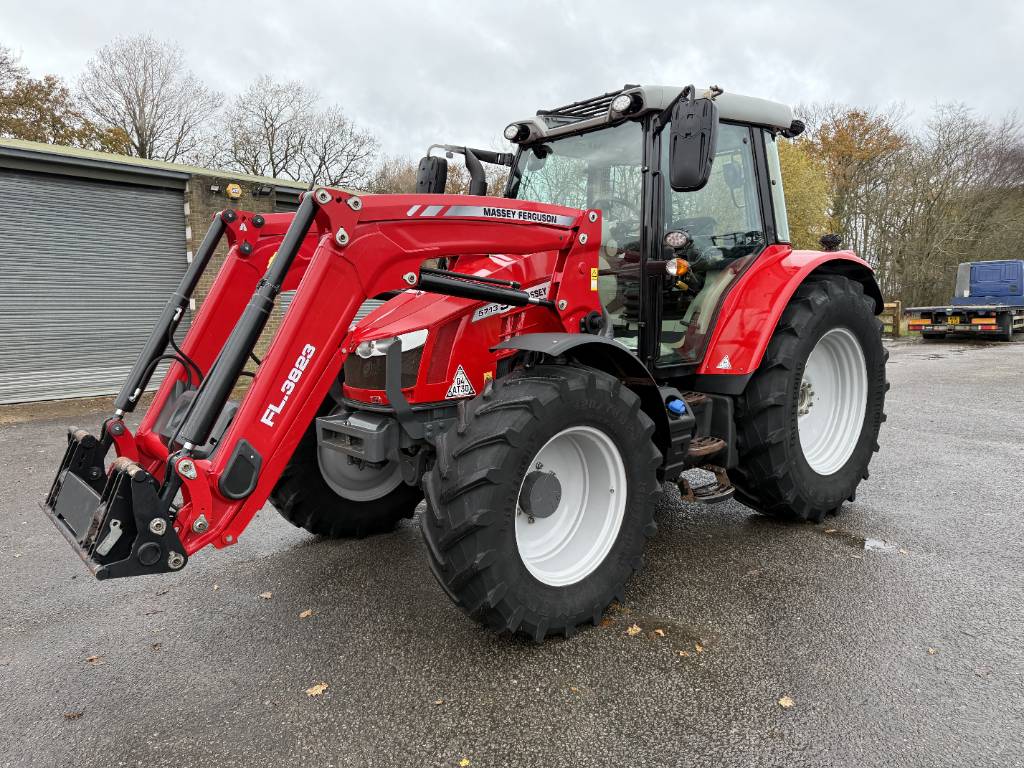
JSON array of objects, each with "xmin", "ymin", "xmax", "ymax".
[{"xmin": 1, "ymin": 337, "xmax": 1022, "ymax": 768}]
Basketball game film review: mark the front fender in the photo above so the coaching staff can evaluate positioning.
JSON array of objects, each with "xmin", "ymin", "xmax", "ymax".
[
  {"xmin": 698, "ymin": 246, "xmax": 881, "ymax": 379},
  {"xmin": 493, "ymin": 333, "xmax": 671, "ymax": 464}
]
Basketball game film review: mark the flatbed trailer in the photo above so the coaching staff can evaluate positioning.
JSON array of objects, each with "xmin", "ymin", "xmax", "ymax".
[
  {"xmin": 905, "ymin": 304, "xmax": 1024, "ymax": 341},
  {"xmin": 905, "ymin": 260, "xmax": 1024, "ymax": 341}
]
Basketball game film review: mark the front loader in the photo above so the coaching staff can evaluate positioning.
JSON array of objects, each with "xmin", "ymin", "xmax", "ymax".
[{"xmin": 43, "ymin": 85, "xmax": 888, "ymax": 639}]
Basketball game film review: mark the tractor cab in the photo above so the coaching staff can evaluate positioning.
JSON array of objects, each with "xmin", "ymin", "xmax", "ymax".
[{"xmin": 500, "ymin": 85, "xmax": 803, "ymax": 372}]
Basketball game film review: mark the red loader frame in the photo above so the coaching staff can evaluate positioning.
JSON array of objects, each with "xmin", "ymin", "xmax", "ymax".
[{"xmin": 44, "ymin": 188, "xmax": 603, "ymax": 578}]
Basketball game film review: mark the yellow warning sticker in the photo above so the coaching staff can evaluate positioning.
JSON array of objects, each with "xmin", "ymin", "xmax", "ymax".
[
  {"xmin": 483, "ymin": 371, "xmax": 493, "ymax": 383},
  {"xmin": 590, "ymin": 267, "xmax": 599, "ymax": 291}
]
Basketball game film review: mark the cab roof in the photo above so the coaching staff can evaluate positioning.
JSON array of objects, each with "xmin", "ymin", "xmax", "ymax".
[{"xmin": 512, "ymin": 84, "xmax": 795, "ymax": 142}]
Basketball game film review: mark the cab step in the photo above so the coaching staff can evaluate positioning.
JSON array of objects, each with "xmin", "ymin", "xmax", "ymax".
[
  {"xmin": 687, "ymin": 435, "xmax": 726, "ymax": 459},
  {"xmin": 678, "ymin": 464, "xmax": 734, "ymax": 505}
]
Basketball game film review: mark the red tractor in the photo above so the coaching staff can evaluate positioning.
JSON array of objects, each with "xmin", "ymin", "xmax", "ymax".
[{"xmin": 44, "ymin": 85, "xmax": 887, "ymax": 640}]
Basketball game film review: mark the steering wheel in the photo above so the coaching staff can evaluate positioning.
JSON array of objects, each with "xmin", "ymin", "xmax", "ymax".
[{"xmin": 591, "ymin": 196, "xmax": 641, "ymax": 222}]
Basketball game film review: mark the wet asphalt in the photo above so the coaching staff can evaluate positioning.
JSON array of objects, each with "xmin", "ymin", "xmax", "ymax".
[{"xmin": 1, "ymin": 337, "xmax": 1022, "ymax": 768}]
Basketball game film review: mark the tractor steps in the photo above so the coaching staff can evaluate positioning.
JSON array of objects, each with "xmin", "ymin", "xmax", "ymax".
[{"xmin": 678, "ymin": 465, "xmax": 734, "ymax": 505}]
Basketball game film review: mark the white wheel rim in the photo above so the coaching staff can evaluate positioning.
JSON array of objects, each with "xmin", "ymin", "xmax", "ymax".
[
  {"xmin": 798, "ymin": 327, "xmax": 868, "ymax": 475},
  {"xmin": 515, "ymin": 426, "xmax": 627, "ymax": 587}
]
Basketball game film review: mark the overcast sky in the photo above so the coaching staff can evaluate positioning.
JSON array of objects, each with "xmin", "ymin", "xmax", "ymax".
[{"xmin": 3, "ymin": 0, "xmax": 1021, "ymax": 160}]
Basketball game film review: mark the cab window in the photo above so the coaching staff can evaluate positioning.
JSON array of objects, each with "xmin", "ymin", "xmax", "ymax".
[
  {"xmin": 658, "ymin": 123, "xmax": 765, "ymax": 364},
  {"xmin": 509, "ymin": 121, "xmax": 644, "ymax": 351}
]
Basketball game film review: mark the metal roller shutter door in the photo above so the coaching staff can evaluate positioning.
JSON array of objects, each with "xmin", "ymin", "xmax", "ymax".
[{"xmin": 0, "ymin": 169, "xmax": 187, "ymax": 403}]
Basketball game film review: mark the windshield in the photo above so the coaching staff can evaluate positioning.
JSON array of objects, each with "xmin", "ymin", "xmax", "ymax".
[
  {"xmin": 508, "ymin": 121, "xmax": 643, "ymax": 212},
  {"xmin": 508, "ymin": 121, "xmax": 644, "ymax": 350}
]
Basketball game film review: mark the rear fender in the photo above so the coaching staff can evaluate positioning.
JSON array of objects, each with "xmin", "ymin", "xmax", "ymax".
[
  {"xmin": 493, "ymin": 334, "xmax": 671, "ymax": 466},
  {"xmin": 697, "ymin": 248, "xmax": 881, "ymax": 380}
]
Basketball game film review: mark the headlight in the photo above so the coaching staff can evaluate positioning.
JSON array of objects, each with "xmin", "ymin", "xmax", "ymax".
[
  {"xmin": 504, "ymin": 123, "xmax": 530, "ymax": 142},
  {"xmin": 345, "ymin": 329, "xmax": 429, "ymax": 390},
  {"xmin": 610, "ymin": 92, "xmax": 642, "ymax": 115},
  {"xmin": 355, "ymin": 329, "xmax": 429, "ymax": 358}
]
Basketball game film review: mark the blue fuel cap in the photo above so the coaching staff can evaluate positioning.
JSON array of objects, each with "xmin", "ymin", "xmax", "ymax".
[{"xmin": 666, "ymin": 398, "xmax": 687, "ymax": 415}]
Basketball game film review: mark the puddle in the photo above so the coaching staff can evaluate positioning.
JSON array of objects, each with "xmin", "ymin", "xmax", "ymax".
[
  {"xmin": 823, "ymin": 528, "xmax": 900, "ymax": 553},
  {"xmin": 863, "ymin": 537, "xmax": 899, "ymax": 553}
]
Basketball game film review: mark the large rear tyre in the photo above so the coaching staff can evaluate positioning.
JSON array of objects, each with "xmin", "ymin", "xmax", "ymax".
[
  {"xmin": 269, "ymin": 412, "xmax": 422, "ymax": 538},
  {"xmin": 421, "ymin": 364, "xmax": 662, "ymax": 640},
  {"xmin": 999, "ymin": 315, "xmax": 1013, "ymax": 342},
  {"xmin": 733, "ymin": 276, "xmax": 888, "ymax": 522}
]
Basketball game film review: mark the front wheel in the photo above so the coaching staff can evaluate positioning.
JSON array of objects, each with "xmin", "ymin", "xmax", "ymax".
[
  {"xmin": 733, "ymin": 276, "xmax": 888, "ymax": 522},
  {"xmin": 421, "ymin": 364, "xmax": 662, "ymax": 640}
]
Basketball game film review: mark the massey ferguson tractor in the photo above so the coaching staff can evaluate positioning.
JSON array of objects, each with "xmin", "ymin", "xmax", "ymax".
[{"xmin": 44, "ymin": 85, "xmax": 887, "ymax": 640}]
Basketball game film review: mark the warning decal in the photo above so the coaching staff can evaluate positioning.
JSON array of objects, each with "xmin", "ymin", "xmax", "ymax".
[{"xmin": 445, "ymin": 365, "xmax": 477, "ymax": 399}]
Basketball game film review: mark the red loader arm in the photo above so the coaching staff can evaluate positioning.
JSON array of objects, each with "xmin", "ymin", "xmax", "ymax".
[{"xmin": 43, "ymin": 188, "xmax": 603, "ymax": 578}]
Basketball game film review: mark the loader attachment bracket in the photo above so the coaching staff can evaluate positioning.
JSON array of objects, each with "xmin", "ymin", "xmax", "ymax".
[{"xmin": 43, "ymin": 428, "xmax": 188, "ymax": 580}]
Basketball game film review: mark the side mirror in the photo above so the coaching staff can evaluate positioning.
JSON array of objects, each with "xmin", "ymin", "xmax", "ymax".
[
  {"xmin": 416, "ymin": 155, "xmax": 448, "ymax": 194},
  {"xmin": 668, "ymin": 97, "xmax": 719, "ymax": 192}
]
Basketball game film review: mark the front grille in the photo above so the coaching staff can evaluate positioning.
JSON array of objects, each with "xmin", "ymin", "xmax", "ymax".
[{"xmin": 344, "ymin": 346, "xmax": 423, "ymax": 390}]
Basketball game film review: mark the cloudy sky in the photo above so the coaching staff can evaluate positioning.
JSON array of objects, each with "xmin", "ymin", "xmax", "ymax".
[{"xmin": 3, "ymin": 0, "xmax": 1020, "ymax": 160}]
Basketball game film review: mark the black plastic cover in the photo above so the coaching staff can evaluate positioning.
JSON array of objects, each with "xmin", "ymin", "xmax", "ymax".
[{"xmin": 218, "ymin": 439, "xmax": 262, "ymax": 500}]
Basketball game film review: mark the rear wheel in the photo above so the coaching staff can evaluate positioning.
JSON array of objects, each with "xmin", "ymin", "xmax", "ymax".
[
  {"xmin": 999, "ymin": 314, "xmax": 1014, "ymax": 342},
  {"xmin": 269, "ymin": 406, "xmax": 421, "ymax": 538},
  {"xmin": 421, "ymin": 364, "xmax": 662, "ymax": 640},
  {"xmin": 733, "ymin": 276, "xmax": 888, "ymax": 522}
]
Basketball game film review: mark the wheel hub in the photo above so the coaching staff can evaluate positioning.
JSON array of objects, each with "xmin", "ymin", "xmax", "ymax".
[
  {"xmin": 798, "ymin": 379, "xmax": 815, "ymax": 416},
  {"xmin": 518, "ymin": 469, "xmax": 562, "ymax": 520}
]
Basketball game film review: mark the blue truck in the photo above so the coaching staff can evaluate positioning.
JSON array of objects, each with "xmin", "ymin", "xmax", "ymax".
[{"xmin": 905, "ymin": 260, "xmax": 1024, "ymax": 341}]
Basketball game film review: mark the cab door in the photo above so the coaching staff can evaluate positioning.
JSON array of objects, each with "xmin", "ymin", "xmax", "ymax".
[{"xmin": 653, "ymin": 122, "xmax": 774, "ymax": 370}]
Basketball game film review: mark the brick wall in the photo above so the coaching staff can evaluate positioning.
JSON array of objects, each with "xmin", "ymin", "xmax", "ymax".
[{"xmin": 184, "ymin": 174, "xmax": 296, "ymax": 391}]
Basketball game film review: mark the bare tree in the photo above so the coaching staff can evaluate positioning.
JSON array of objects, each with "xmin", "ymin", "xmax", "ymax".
[
  {"xmin": 223, "ymin": 76, "xmax": 377, "ymax": 187},
  {"xmin": 77, "ymin": 35, "xmax": 221, "ymax": 162},
  {"xmin": 0, "ymin": 44, "xmax": 26, "ymax": 92}
]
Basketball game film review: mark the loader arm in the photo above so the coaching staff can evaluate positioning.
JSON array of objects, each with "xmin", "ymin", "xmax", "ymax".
[{"xmin": 43, "ymin": 187, "xmax": 602, "ymax": 579}]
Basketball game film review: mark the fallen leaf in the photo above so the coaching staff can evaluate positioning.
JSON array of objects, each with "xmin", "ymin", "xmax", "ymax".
[
  {"xmin": 653, "ymin": 628, "xmax": 666, "ymax": 638},
  {"xmin": 299, "ymin": 609, "xmax": 313, "ymax": 619},
  {"xmin": 778, "ymin": 695, "xmax": 795, "ymax": 709},
  {"xmin": 305, "ymin": 682, "xmax": 328, "ymax": 697},
  {"xmin": 259, "ymin": 591, "xmax": 272, "ymax": 600},
  {"xmin": 62, "ymin": 711, "xmax": 83, "ymax": 720},
  {"xmin": 694, "ymin": 643, "xmax": 704, "ymax": 654},
  {"xmin": 85, "ymin": 655, "xmax": 102, "ymax": 665},
  {"xmin": 626, "ymin": 624, "xmax": 642, "ymax": 637},
  {"xmin": 433, "ymin": 698, "xmax": 444, "ymax": 706},
  {"xmin": 569, "ymin": 686, "xmax": 579, "ymax": 693},
  {"xmin": 459, "ymin": 760, "xmax": 471, "ymax": 767},
  {"xmin": 599, "ymin": 617, "xmax": 615, "ymax": 628},
  {"xmin": 927, "ymin": 647, "xmax": 938, "ymax": 656},
  {"xmin": 150, "ymin": 643, "xmax": 162, "ymax": 652}
]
